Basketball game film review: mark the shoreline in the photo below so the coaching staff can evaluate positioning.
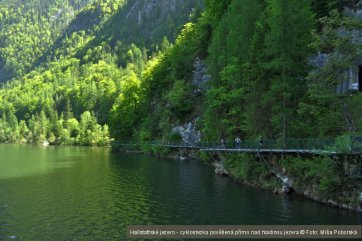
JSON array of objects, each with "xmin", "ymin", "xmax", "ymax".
[{"xmin": 116, "ymin": 144, "xmax": 362, "ymax": 213}]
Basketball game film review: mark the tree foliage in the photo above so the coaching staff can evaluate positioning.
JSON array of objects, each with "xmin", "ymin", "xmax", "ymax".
[{"xmin": 0, "ymin": 0, "xmax": 201, "ymax": 145}]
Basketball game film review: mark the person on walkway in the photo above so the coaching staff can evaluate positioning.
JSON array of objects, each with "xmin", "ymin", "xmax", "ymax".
[
  {"xmin": 220, "ymin": 138, "xmax": 226, "ymax": 148},
  {"xmin": 235, "ymin": 136, "xmax": 241, "ymax": 149},
  {"xmin": 258, "ymin": 135, "xmax": 263, "ymax": 148}
]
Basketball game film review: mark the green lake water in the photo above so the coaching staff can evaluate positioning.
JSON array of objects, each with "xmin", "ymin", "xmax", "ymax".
[{"xmin": 0, "ymin": 144, "xmax": 361, "ymax": 240}]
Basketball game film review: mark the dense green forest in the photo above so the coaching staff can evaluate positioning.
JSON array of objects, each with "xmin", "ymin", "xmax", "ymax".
[
  {"xmin": 0, "ymin": 0, "xmax": 362, "ymax": 146},
  {"xmin": 133, "ymin": 0, "xmax": 362, "ymax": 143},
  {"xmin": 0, "ymin": 0, "xmax": 203, "ymax": 145}
]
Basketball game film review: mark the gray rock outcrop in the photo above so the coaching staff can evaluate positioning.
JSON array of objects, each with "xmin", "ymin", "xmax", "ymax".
[
  {"xmin": 192, "ymin": 57, "xmax": 211, "ymax": 94},
  {"xmin": 171, "ymin": 119, "xmax": 201, "ymax": 145},
  {"xmin": 213, "ymin": 161, "xmax": 229, "ymax": 176}
]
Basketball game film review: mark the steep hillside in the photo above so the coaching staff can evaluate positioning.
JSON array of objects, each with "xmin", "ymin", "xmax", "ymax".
[
  {"xmin": 132, "ymin": 0, "xmax": 362, "ymax": 143},
  {"xmin": 0, "ymin": 0, "xmax": 94, "ymax": 82},
  {"xmin": 0, "ymin": 0, "xmax": 203, "ymax": 83},
  {"xmin": 0, "ymin": 0, "xmax": 203, "ymax": 145},
  {"xmin": 102, "ymin": 0, "xmax": 202, "ymax": 47}
]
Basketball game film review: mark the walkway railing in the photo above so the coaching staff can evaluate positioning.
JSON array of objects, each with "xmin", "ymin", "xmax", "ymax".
[{"xmin": 113, "ymin": 138, "xmax": 362, "ymax": 154}]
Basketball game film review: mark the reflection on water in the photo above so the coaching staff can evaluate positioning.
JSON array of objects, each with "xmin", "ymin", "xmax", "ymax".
[
  {"xmin": 0, "ymin": 144, "xmax": 361, "ymax": 240},
  {"xmin": 0, "ymin": 144, "xmax": 96, "ymax": 179}
]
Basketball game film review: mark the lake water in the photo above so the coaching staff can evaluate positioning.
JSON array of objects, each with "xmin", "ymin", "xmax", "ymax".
[{"xmin": 0, "ymin": 144, "xmax": 361, "ymax": 240}]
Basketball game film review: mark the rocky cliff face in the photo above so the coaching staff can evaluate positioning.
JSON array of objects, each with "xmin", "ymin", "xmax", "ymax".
[
  {"xmin": 192, "ymin": 57, "xmax": 211, "ymax": 94},
  {"xmin": 118, "ymin": 0, "xmax": 203, "ymax": 45},
  {"xmin": 170, "ymin": 57, "xmax": 210, "ymax": 145},
  {"xmin": 127, "ymin": 0, "xmax": 178, "ymax": 24},
  {"xmin": 171, "ymin": 119, "xmax": 201, "ymax": 144}
]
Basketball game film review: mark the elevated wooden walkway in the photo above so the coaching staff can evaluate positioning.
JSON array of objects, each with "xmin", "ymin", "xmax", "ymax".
[
  {"xmin": 114, "ymin": 139, "xmax": 362, "ymax": 179},
  {"xmin": 114, "ymin": 138, "xmax": 362, "ymax": 155},
  {"xmin": 200, "ymin": 148, "xmax": 337, "ymax": 155}
]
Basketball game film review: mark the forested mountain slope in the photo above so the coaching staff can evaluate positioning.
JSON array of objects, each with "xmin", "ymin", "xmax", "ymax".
[
  {"xmin": 0, "ymin": 0, "xmax": 94, "ymax": 82},
  {"xmin": 123, "ymin": 0, "xmax": 362, "ymax": 144},
  {"xmin": 0, "ymin": 0, "xmax": 203, "ymax": 145}
]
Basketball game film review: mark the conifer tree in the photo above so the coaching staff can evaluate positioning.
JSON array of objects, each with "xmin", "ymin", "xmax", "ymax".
[
  {"xmin": 204, "ymin": 0, "xmax": 263, "ymax": 140},
  {"xmin": 243, "ymin": 11, "xmax": 271, "ymax": 138},
  {"xmin": 263, "ymin": 0, "xmax": 314, "ymax": 139}
]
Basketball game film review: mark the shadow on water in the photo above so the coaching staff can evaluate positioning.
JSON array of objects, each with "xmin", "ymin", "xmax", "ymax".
[{"xmin": 108, "ymin": 153, "xmax": 362, "ymax": 239}]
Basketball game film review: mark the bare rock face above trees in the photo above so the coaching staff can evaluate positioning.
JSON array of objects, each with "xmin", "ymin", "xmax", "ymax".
[
  {"xmin": 127, "ymin": 0, "xmax": 177, "ymax": 22},
  {"xmin": 120, "ymin": 0, "xmax": 203, "ymax": 46},
  {"xmin": 192, "ymin": 57, "xmax": 210, "ymax": 94}
]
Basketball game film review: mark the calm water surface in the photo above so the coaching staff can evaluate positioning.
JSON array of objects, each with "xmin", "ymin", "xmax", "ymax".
[{"xmin": 0, "ymin": 144, "xmax": 361, "ymax": 241}]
